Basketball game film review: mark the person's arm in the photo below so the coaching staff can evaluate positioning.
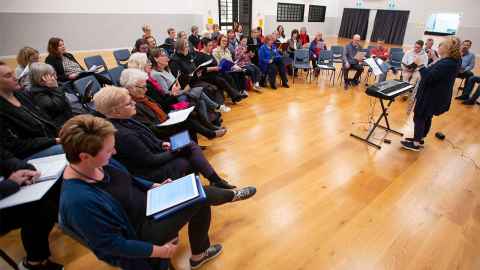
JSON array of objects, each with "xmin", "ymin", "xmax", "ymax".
[
  {"xmin": 115, "ymin": 133, "xmax": 176, "ymax": 167},
  {"xmin": 465, "ymin": 54, "xmax": 476, "ymax": 71},
  {"xmin": 66, "ymin": 200, "xmax": 154, "ymax": 258},
  {"xmin": 0, "ymin": 179, "xmax": 20, "ymax": 199},
  {"xmin": 32, "ymin": 91, "xmax": 65, "ymax": 116},
  {"xmin": 1, "ymin": 125, "xmax": 56, "ymax": 159}
]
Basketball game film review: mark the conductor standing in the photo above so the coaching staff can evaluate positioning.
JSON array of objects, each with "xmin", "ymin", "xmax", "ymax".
[{"xmin": 401, "ymin": 37, "xmax": 462, "ymax": 151}]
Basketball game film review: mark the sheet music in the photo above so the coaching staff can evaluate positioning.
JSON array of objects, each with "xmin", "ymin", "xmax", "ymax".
[
  {"xmin": 156, "ymin": 106, "xmax": 195, "ymax": 127},
  {"xmin": 0, "ymin": 178, "xmax": 59, "ymax": 209},
  {"xmin": 146, "ymin": 174, "xmax": 199, "ymax": 216},
  {"xmin": 27, "ymin": 154, "xmax": 68, "ymax": 182},
  {"xmin": 365, "ymin": 58, "xmax": 384, "ymax": 76}
]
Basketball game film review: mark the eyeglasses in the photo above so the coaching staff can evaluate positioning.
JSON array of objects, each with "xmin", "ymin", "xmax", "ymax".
[{"xmin": 135, "ymin": 85, "xmax": 147, "ymax": 90}]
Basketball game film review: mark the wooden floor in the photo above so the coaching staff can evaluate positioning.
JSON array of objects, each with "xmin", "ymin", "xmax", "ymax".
[{"xmin": 2, "ymin": 42, "xmax": 480, "ymax": 270}]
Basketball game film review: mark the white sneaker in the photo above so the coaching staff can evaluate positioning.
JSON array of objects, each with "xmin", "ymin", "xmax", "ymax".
[
  {"xmin": 254, "ymin": 82, "xmax": 260, "ymax": 88},
  {"xmin": 216, "ymin": 104, "xmax": 231, "ymax": 113},
  {"xmin": 240, "ymin": 90, "xmax": 249, "ymax": 96}
]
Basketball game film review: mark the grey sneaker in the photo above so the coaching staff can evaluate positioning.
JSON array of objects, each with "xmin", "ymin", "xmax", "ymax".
[
  {"xmin": 190, "ymin": 244, "xmax": 223, "ymax": 269},
  {"xmin": 232, "ymin": 186, "xmax": 257, "ymax": 202}
]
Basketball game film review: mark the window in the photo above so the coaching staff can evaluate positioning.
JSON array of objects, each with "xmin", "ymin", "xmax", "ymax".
[
  {"xmin": 425, "ymin": 13, "xmax": 460, "ymax": 36},
  {"xmin": 277, "ymin": 3, "xmax": 305, "ymax": 22},
  {"xmin": 219, "ymin": 0, "xmax": 236, "ymax": 30},
  {"xmin": 308, "ymin": 5, "xmax": 326, "ymax": 22},
  {"xmin": 218, "ymin": 0, "xmax": 252, "ymax": 34}
]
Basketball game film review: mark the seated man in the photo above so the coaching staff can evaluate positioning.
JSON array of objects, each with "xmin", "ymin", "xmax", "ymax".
[
  {"xmin": 425, "ymin": 38, "xmax": 439, "ymax": 66},
  {"xmin": 342, "ymin": 34, "xmax": 365, "ymax": 89},
  {"xmin": 163, "ymin": 27, "xmax": 177, "ymax": 55},
  {"xmin": 59, "ymin": 115, "xmax": 256, "ymax": 270},
  {"xmin": 0, "ymin": 61, "xmax": 63, "ymax": 160},
  {"xmin": 0, "ymin": 145, "xmax": 62, "ymax": 270},
  {"xmin": 455, "ymin": 75, "xmax": 480, "ymax": 105},
  {"xmin": 457, "ymin": 40, "xmax": 475, "ymax": 90},
  {"xmin": 258, "ymin": 34, "xmax": 289, "ymax": 89},
  {"xmin": 401, "ymin": 40, "xmax": 428, "ymax": 86}
]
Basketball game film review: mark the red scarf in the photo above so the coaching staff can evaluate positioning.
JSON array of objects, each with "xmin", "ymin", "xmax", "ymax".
[{"xmin": 133, "ymin": 95, "xmax": 168, "ymax": 123}]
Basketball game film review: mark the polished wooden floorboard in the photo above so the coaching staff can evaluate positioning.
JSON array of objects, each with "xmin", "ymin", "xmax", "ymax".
[{"xmin": 2, "ymin": 44, "xmax": 480, "ymax": 270}]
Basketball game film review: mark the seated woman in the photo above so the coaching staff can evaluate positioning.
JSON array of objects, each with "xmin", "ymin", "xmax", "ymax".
[
  {"xmin": 258, "ymin": 35, "xmax": 289, "ymax": 89},
  {"xmin": 309, "ymin": 33, "xmax": 328, "ymax": 76},
  {"xmin": 247, "ymin": 28, "xmax": 263, "ymax": 66},
  {"xmin": 120, "ymin": 68, "xmax": 227, "ymax": 140},
  {"xmin": 188, "ymin": 38, "xmax": 245, "ymax": 102},
  {"xmin": 149, "ymin": 47, "xmax": 231, "ymax": 113},
  {"xmin": 0, "ymin": 145, "xmax": 62, "ymax": 270},
  {"xmin": 15, "ymin": 46, "xmax": 40, "ymax": 90},
  {"xmin": 93, "ymin": 86, "xmax": 238, "ymax": 189},
  {"xmin": 235, "ymin": 36, "xmax": 263, "ymax": 91},
  {"xmin": 299, "ymin": 27, "xmax": 310, "ymax": 46},
  {"xmin": 212, "ymin": 34, "xmax": 248, "ymax": 96},
  {"xmin": 287, "ymin": 29, "xmax": 302, "ymax": 76},
  {"xmin": 29, "ymin": 62, "xmax": 73, "ymax": 128},
  {"xmin": 132, "ymin": 38, "xmax": 150, "ymax": 54},
  {"xmin": 45, "ymin": 37, "xmax": 111, "ymax": 85},
  {"xmin": 59, "ymin": 115, "xmax": 256, "ymax": 270},
  {"xmin": 0, "ymin": 61, "xmax": 62, "ymax": 159}
]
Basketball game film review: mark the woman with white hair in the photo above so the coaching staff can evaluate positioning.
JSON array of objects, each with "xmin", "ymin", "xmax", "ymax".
[
  {"xmin": 120, "ymin": 68, "xmax": 227, "ymax": 140},
  {"xmin": 29, "ymin": 62, "xmax": 73, "ymax": 127},
  {"xmin": 93, "ymin": 86, "xmax": 248, "ymax": 190}
]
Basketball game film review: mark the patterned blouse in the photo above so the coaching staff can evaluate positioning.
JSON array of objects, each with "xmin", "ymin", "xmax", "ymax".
[{"xmin": 62, "ymin": 56, "xmax": 83, "ymax": 76}]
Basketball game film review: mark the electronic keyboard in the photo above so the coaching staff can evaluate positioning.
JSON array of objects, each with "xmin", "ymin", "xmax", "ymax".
[{"xmin": 366, "ymin": 80, "xmax": 413, "ymax": 100}]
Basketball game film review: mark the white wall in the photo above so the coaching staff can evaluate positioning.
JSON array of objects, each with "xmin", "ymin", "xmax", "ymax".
[
  {"xmin": 1, "ymin": 0, "xmax": 195, "ymax": 14},
  {"xmin": 336, "ymin": 0, "xmax": 480, "ymax": 52}
]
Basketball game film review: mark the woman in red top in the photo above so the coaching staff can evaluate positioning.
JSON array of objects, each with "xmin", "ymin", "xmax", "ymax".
[{"xmin": 299, "ymin": 27, "xmax": 310, "ymax": 46}]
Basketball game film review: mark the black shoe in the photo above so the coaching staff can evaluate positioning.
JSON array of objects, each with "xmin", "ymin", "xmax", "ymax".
[
  {"xmin": 401, "ymin": 140, "xmax": 421, "ymax": 152},
  {"xmin": 352, "ymin": 79, "xmax": 360, "ymax": 86},
  {"xmin": 455, "ymin": 95, "xmax": 468, "ymax": 100},
  {"xmin": 190, "ymin": 244, "xmax": 223, "ymax": 269},
  {"xmin": 211, "ymin": 179, "xmax": 236, "ymax": 189},
  {"xmin": 232, "ymin": 186, "xmax": 256, "ymax": 202},
  {"xmin": 462, "ymin": 100, "xmax": 475, "ymax": 105},
  {"xmin": 20, "ymin": 259, "xmax": 64, "ymax": 270},
  {"xmin": 282, "ymin": 83, "xmax": 290, "ymax": 88},
  {"xmin": 271, "ymin": 84, "xmax": 277, "ymax": 90},
  {"xmin": 232, "ymin": 96, "xmax": 242, "ymax": 103},
  {"xmin": 404, "ymin": 137, "xmax": 424, "ymax": 147}
]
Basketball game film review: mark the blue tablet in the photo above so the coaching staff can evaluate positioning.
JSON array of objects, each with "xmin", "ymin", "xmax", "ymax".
[{"xmin": 170, "ymin": 130, "xmax": 191, "ymax": 151}]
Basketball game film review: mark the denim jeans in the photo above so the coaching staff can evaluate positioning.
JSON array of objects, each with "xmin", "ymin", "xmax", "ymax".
[{"xmin": 26, "ymin": 144, "xmax": 64, "ymax": 160}]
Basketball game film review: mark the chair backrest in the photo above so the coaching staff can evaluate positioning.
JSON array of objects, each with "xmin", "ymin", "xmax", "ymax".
[
  {"xmin": 390, "ymin": 51, "xmax": 404, "ymax": 63},
  {"xmin": 108, "ymin": 66, "xmax": 125, "ymax": 86},
  {"xmin": 318, "ymin": 50, "xmax": 334, "ymax": 64},
  {"xmin": 73, "ymin": 75, "xmax": 101, "ymax": 97},
  {"xmin": 330, "ymin": 45, "xmax": 344, "ymax": 57},
  {"xmin": 84, "ymin": 55, "xmax": 108, "ymax": 72},
  {"xmin": 113, "ymin": 49, "xmax": 131, "ymax": 68},
  {"xmin": 390, "ymin": 47, "xmax": 403, "ymax": 55},
  {"xmin": 293, "ymin": 49, "xmax": 310, "ymax": 66},
  {"xmin": 360, "ymin": 48, "xmax": 371, "ymax": 58}
]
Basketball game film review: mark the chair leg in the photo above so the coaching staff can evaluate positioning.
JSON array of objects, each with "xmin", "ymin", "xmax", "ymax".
[{"xmin": 0, "ymin": 249, "xmax": 19, "ymax": 270}]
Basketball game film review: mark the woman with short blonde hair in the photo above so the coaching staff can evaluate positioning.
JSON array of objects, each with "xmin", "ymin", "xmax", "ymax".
[{"xmin": 15, "ymin": 46, "xmax": 40, "ymax": 89}]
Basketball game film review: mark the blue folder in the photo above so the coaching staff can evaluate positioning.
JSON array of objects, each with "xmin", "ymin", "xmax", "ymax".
[
  {"xmin": 152, "ymin": 176, "xmax": 206, "ymax": 220},
  {"xmin": 170, "ymin": 130, "xmax": 192, "ymax": 151}
]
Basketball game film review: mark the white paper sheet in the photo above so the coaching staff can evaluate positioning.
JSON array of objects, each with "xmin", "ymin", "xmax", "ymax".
[
  {"xmin": 156, "ymin": 106, "xmax": 195, "ymax": 127},
  {"xmin": 0, "ymin": 178, "xmax": 59, "ymax": 209},
  {"xmin": 27, "ymin": 154, "xmax": 68, "ymax": 182},
  {"xmin": 365, "ymin": 58, "xmax": 384, "ymax": 76}
]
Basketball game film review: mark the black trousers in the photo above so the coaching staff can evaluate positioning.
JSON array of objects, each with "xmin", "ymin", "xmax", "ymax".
[
  {"xmin": 413, "ymin": 114, "xmax": 433, "ymax": 141},
  {"xmin": 265, "ymin": 58, "xmax": 288, "ymax": 87},
  {"xmin": 0, "ymin": 181, "xmax": 60, "ymax": 262},
  {"xmin": 138, "ymin": 186, "xmax": 233, "ymax": 269},
  {"xmin": 343, "ymin": 63, "xmax": 364, "ymax": 82},
  {"xmin": 457, "ymin": 70, "xmax": 474, "ymax": 88},
  {"xmin": 201, "ymin": 73, "xmax": 241, "ymax": 100}
]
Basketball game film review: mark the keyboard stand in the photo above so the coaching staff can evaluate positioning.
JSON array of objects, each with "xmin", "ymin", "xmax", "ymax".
[{"xmin": 350, "ymin": 98, "xmax": 403, "ymax": 149}]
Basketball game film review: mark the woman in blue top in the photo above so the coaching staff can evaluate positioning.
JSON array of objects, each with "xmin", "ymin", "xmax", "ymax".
[
  {"xmin": 258, "ymin": 35, "xmax": 289, "ymax": 89},
  {"xmin": 59, "ymin": 115, "xmax": 256, "ymax": 270}
]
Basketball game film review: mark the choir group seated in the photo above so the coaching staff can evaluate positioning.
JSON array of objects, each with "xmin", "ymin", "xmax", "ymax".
[{"xmin": 0, "ymin": 21, "xmax": 477, "ymax": 270}]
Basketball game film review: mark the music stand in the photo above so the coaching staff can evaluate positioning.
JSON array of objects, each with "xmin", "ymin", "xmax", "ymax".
[{"xmin": 350, "ymin": 98, "xmax": 403, "ymax": 149}]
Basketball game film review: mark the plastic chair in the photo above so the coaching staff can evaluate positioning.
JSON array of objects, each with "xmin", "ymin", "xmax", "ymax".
[
  {"xmin": 108, "ymin": 66, "xmax": 125, "ymax": 86},
  {"xmin": 389, "ymin": 47, "xmax": 403, "ymax": 55},
  {"xmin": 330, "ymin": 45, "xmax": 344, "ymax": 63},
  {"xmin": 113, "ymin": 49, "xmax": 131, "ymax": 68},
  {"xmin": 316, "ymin": 50, "xmax": 336, "ymax": 86},
  {"xmin": 292, "ymin": 49, "xmax": 313, "ymax": 84},
  {"xmin": 83, "ymin": 55, "xmax": 112, "ymax": 82}
]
